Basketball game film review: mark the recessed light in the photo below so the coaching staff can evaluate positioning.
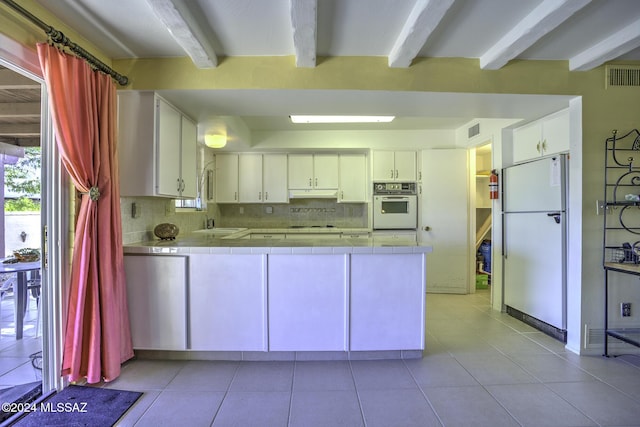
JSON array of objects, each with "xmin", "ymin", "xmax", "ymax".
[{"xmin": 289, "ymin": 115, "xmax": 395, "ymax": 124}]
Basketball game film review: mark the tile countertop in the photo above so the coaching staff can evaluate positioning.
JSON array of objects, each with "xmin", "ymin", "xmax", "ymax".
[{"xmin": 123, "ymin": 227, "xmax": 433, "ymax": 255}]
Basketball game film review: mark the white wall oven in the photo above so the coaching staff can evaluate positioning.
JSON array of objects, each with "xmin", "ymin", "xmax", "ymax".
[{"xmin": 373, "ymin": 182, "xmax": 417, "ymax": 230}]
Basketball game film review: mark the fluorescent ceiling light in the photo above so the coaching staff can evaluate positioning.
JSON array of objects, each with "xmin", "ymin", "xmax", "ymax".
[{"xmin": 290, "ymin": 115, "xmax": 395, "ymax": 124}]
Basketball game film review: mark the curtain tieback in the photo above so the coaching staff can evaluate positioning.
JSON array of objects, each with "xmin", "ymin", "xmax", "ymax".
[{"xmin": 81, "ymin": 186, "xmax": 101, "ymax": 201}]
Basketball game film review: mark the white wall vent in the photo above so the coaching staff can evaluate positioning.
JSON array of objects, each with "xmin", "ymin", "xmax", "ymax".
[
  {"xmin": 468, "ymin": 123, "xmax": 480, "ymax": 139},
  {"xmin": 605, "ymin": 65, "xmax": 640, "ymax": 88}
]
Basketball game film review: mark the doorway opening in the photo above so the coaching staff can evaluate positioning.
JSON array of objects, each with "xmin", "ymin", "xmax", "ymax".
[
  {"xmin": 0, "ymin": 40, "xmax": 68, "ymax": 416},
  {"xmin": 473, "ymin": 143, "xmax": 492, "ymax": 293},
  {"xmin": 0, "ymin": 64, "xmax": 44, "ymax": 414}
]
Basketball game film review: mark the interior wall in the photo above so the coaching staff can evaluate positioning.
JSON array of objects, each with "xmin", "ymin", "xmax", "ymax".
[
  {"xmin": 4, "ymin": 3, "xmax": 640, "ymax": 355},
  {"xmin": 249, "ymin": 129, "xmax": 456, "ymax": 151}
]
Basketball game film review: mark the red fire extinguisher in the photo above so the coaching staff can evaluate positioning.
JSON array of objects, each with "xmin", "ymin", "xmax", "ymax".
[{"xmin": 489, "ymin": 169, "xmax": 499, "ymax": 200}]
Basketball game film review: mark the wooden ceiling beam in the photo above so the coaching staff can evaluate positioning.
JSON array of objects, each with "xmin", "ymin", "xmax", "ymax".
[
  {"xmin": 146, "ymin": 0, "xmax": 218, "ymax": 68},
  {"xmin": 0, "ymin": 102, "xmax": 40, "ymax": 118},
  {"xmin": 570, "ymin": 18, "xmax": 640, "ymax": 71},
  {"xmin": 388, "ymin": 0, "xmax": 455, "ymax": 68},
  {"xmin": 290, "ymin": 0, "xmax": 317, "ymax": 67},
  {"xmin": 480, "ymin": 0, "xmax": 592, "ymax": 70}
]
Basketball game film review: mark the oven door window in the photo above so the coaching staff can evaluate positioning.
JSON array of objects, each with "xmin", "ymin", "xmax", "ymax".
[{"xmin": 381, "ymin": 200, "xmax": 409, "ymax": 214}]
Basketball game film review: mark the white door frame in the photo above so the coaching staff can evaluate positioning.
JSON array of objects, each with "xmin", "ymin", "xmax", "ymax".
[{"xmin": 1, "ymin": 33, "xmax": 68, "ymax": 393}]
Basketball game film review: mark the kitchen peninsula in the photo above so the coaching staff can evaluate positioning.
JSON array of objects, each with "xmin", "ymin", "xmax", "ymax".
[{"xmin": 124, "ymin": 228, "xmax": 432, "ymax": 361}]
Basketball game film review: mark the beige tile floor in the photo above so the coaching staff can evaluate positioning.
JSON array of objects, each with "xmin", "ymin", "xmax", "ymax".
[
  {"xmin": 2, "ymin": 290, "xmax": 640, "ymax": 426},
  {"xmin": 93, "ymin": 289, "xmax": 640, "ymax": 427}
]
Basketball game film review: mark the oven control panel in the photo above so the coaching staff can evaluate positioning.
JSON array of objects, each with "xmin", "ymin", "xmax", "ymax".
[{"xmin": 373, "ymin": 182, "xmax": 417, "ymax": 195}]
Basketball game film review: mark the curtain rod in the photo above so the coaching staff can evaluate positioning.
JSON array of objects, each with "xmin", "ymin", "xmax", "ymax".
[{"xmin": 1, "ymin": 0, "xmax": 129, "ymax": 86}]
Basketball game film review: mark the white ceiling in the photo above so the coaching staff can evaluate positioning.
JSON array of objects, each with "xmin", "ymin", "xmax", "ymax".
[{"xmin": 26, "ymin": 0, "xmax": 640, "ymax": 132}]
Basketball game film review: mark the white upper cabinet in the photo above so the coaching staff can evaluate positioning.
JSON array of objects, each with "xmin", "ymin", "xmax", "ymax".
[
  {"xmin": 238, "ymin": 154, "xmax": 288, "ymax": 203},
  {"xmin": 288, "ymin": 154, "xmax": 313, "ymax": 189},
  {"xmin": 179, "ymin": 116, "xmax": 198, "ymax": 198},
  {"xmin": 289, "ymin": 154, "xmax": 339, "ymax": 189},
  {"xmin": 339, "ymin": 154, "xmax": 367, "ymax": 202},
  {"xmin": 513, "ymin": 109, "xmax": 569, "ymax": 163},
  {"xmin": 118, "ymin": 91, "xmax": 197, "ymax": 198},
  {"xmin": 155, "ymin": 101, "xmax": 182, "ymax": 197},
  {"xmin": 262, "ymin": 154, "xmax": 288, "ymax": 203},
  {"xmin": 215, "ymin": 154, "xmax": 239, "ymax": 203},
  {"xmin": 239, "ymin": 154, "xmax": 263, "ymax": 203},
  {"xmin": 373, "ymin": 151, "xmax": 416, "ymax": 181}
]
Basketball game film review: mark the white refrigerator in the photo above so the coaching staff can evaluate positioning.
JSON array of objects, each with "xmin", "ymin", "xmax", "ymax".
[{"xmin": 503, "ymin": 155, "xmax": 567, "ymax": 335}]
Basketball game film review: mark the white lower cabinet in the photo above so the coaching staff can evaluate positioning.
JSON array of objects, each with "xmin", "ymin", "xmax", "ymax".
[
  {"xmin": 350, "ymin": 254, "xmax": 425, "ymax": 350},
  {"xmin": 372, "ymin": 230, "xmax": 417, "ymax": 245},
  {"xmin": 124, "ymin": 255, "xmax": 188, "ymax": 350},
  {"xmin": 268, "ymin": 254, "xmax": 348, "ymax": 351},
  {"xmin": 189, "ymin": 254, "xmax": 267, "ymax": 351}
]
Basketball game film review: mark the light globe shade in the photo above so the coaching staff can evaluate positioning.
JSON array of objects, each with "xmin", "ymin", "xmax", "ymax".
[{"xmin": 204, "ymin": 134, "xmax": 227, "ymax": 148}]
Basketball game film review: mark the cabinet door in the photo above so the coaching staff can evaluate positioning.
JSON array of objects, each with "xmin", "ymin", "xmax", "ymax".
[
  {"xmin": 215, "ymin": 154, "xmax": 239, "ymax": 203},
  {"xmin": 155, "ymin": 99, "xmax": 182, "ymax": 197},
  {"xmin": 339, "ymin": 154, "xmax": 367, "ymax": 202},
  {"xmin": 351, "ymin": 254, "xmax": 425, "ymax": 351},
  {"xmin": 124, "ymin": 255, "xmax": 187, "ymax": 350},
  {"xmin": 542, "ymin": 109, "xmax": 570, "ymax": 156},
  {"xmin": 179, "ymin": 116, "xmax": 198, "ymax": 198},
  {"xmin": 239, "ymin": 154, "xmax": 263, "ymax": 202},
  {"xmin": 288, "ymin": 154, "xmax": 313, "ymax": 189},
  {"xmin": 373, "ymin": 151, "xmax": 395, "ymax": 181},
  {"xmin": 189, "ymin": 254, "xmax": 267, "ymax": 351},
  {"xmin": 513, "ymin": 122, "xmax": 542, "ymax": 163},
  {"xmin": 268, "ymin": 254, "xmax": 348, "ymax": 351},
  {"xmin": 118, "ymin": 91, "xmax": 156, "ymax": 197},
  {"xmin": 263, "ymin": 154, "xmax": 288, "ymax": 202},
  {"xmin": 313, "ymin": 154, "xmax": 339, "ymax": 189},
  {"xmin": 394, "ymin": 151, "xmax": 416, "ymax": 181}
]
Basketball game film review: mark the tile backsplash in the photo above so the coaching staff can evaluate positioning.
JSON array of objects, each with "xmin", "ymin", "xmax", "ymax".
[
  {"xmin": 217, "ymin": 199, "xmax": 368, "ymax": 229},
  {"xmin": 120, "ymin": 196, "xmax": 368, "ymax": 244},
  {"xmin": 120, "ymin": 197, "xmax": 214, "ymax": 244}
]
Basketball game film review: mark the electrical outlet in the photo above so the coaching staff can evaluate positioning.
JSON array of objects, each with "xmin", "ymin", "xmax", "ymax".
[
  {"xmin": 596, "ymin": 200, "xmax": 610, "ymax": 215},
  {"xmin": 621, "ymin": 302, "xmax": 631, "ymax": 317}
]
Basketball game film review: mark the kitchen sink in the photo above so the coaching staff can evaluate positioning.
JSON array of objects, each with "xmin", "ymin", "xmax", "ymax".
[{"xmin": 192, "ymin": 227, "xmax": 247, "ymax": 235}]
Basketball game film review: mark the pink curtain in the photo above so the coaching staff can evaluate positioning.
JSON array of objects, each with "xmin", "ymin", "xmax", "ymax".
[{"xmin": 37, "ymin": 44, "xmax": 133, "ymax": 383}]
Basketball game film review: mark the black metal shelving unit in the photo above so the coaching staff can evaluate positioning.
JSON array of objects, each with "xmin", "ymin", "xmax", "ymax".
[{"xmin": 603, "ymin": 128, "xmax": 640, "ymax": 357}]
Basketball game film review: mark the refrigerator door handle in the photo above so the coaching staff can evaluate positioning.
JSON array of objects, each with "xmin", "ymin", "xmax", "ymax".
[
  {"xmin": 502, "ymin": 214, "xmax": 507, "ymax": 259},
  {"xmin": 547, "ymin": 212, "xmax": 562, "ymax": 224}
]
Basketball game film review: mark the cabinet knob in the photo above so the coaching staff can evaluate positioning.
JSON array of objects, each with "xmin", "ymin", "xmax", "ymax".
[
  {"xmin": 423, "ymin": 226, "xmax": 431, "ymax": 231},
  {"xmin": 390, "ymin": 170, "xmax": 394, "ymax": 179},
  {"xmin": 265, "ymin": 192, "xmax": 268, "ymax": 200},
  {"xmin": 309, "ymin": 178, "xmax": 312, "ymax": 187},
  {"xmin": 395, "ymin": 169, "xmax": 399, "ymax": 179},
  {"xmin": 536, "ymin": 142, "xmax": 541, "ymax": 153},
  {"xmin": 542, "ymin": 139, "xmax": 547, "ymax": 152},
  {"xmin": 315, "ymin": 178, "xmax": 318, "ymax": 187},
  {"xmin": 259, "ymin": 191, "xmax": 262, "ymax": 200}
]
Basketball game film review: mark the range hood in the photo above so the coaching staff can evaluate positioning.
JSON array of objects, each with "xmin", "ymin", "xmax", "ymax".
[{"xmin": 289, "ymin": 189, "xmax": 338, "ymax": 199}]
